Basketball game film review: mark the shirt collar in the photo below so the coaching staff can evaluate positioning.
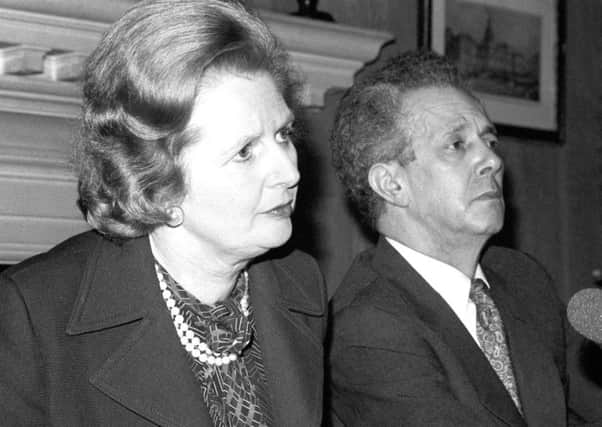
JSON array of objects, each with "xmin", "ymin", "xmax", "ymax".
[{"xmin": 385, "ymin": 237, "xmax": 490, "ymax": 316}]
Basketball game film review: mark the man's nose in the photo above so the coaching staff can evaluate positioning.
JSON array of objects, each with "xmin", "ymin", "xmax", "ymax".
[{"xmin": 476, "ymin": 141, "xmax": 503, "ymax": 177}]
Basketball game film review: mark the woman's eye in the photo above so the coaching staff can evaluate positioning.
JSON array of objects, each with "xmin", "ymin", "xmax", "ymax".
[{"xmin": 234, "ymin": 143, "xmax": 253, "ymax": 162}]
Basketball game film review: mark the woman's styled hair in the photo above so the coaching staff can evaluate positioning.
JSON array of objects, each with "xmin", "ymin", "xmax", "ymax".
[
  {"xmin": 330, "ymin": 50, "xmax": 466, "ymax": 229},
  {"xmin": 75, "ymin": 0, "xmax": 301, "ymax": 237}
]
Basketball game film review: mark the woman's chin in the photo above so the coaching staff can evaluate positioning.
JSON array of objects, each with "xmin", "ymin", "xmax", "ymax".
[{"xmin": 261, "ymin": 222, "xmax": 293, "ymax": 250}]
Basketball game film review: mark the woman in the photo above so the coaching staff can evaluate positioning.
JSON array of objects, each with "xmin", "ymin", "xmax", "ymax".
[{"xmin": 0, "ymin": 1, "xmax": 326, "ymax": 426}]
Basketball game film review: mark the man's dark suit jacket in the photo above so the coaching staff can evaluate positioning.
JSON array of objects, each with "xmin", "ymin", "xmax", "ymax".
[
  {"xmin": 328, "ymin": 237, "xmax": 583, "ymax": 427},
  {"xmin": 0, "ymin": 231, "xmax": 327, "ymax": 426}
]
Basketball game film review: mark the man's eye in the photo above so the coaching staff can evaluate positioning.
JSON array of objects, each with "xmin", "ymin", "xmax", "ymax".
[
  {"xmin": 487, "ymin": 138, "xmax": 499, "ymax": 149},
  {"xmin": 450, "ymin": 140, "xmax": 464, "ymax": 150},
  {"xmin": 276, "ymin": 124, "xmax": 295, "ymax": 144}
]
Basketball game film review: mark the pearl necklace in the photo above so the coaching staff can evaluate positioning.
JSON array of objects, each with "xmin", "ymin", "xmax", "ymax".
[{"xmin": 155, "ymin": 264, "xmax": 250, "ymax": 366}]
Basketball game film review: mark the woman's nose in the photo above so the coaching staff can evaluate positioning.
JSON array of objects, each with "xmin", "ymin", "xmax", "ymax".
[{"xmin": 270, "ymin": 143, "xmax": 300, "ymax": 188}]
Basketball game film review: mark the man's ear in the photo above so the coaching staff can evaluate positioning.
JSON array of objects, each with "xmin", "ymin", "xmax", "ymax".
[{"xmin": 368, "ymin": 162, "xmax": 408, "ymax": 207}]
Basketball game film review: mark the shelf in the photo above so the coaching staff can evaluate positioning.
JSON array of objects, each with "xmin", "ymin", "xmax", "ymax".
[{"xmin": 0, "ymin": 2, "xmax": 391, "ymax": 116}]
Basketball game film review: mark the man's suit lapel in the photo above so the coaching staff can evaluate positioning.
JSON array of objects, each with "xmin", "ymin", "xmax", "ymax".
[
  {"xmin": 372, "ymin": 238, "xmax": 525, "ymax": 426},
  {"xmin": 249, "ymin": 258, "xmax": 324, "ymax": 427},
  {"xmin": 485, "ymin": 267, "xmax": 567, "ymax": 427},
  {"xmin": 66, "ymin": 236, "xmax": 211, "ymax": 427}
]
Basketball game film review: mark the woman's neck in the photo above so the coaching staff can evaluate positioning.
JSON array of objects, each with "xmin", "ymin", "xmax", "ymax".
[{"xmin": 149, "ymin": 228, "xmax": 248, "ymax": 305}]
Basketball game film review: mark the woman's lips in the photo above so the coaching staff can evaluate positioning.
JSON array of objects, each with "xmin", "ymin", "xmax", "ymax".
[{"xmin": 265, "ymin": 201, "xmax": 294, "ymax": 217}]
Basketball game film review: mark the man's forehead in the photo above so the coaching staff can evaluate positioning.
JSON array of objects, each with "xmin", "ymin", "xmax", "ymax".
[
  {"xmin": 403, "ymin": 86, "xmax": 483, "ymax": 114},
  {"xmin": 401, "ymin": 86, "xmax": 490, "ymax": 136}
]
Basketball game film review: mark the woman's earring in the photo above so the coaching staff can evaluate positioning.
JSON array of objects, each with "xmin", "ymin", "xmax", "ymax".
[{"xmin": 167, "ymin": 206, "xmax": 184, "ymax": 228}]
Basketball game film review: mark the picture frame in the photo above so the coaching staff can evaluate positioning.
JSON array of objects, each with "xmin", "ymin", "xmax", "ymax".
[{"xmin": 419, "ymin": 0, "xmax": 562, "ymax": 137}]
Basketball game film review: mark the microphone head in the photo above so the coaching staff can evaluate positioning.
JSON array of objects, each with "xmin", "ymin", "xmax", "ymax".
[{"xmin": 567, "ymin": 288, "xmax": 602, "ymax": 344}]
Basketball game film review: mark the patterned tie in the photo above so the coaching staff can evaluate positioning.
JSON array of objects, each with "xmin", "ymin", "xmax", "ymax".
[{"xmin": 469, "ymin": 278, "xmax": 523, "ymax": 414}]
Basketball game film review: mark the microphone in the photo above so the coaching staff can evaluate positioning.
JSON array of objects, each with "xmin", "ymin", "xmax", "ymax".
[{"xmin": 567, "ymin": 288, "xmax": 602, "ymax": 344}]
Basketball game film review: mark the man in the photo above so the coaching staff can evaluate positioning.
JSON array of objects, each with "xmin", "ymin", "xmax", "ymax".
[{"xmin": 327, "ymin": 50, "xmax": 596, "ymax": 426}]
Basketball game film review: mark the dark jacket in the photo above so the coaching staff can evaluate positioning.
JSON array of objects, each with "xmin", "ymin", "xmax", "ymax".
[
  {"xmin": 0, "ymin": 231, "xmax": 327, "ymax": 426},
  {"xmin": 328, "ymin": 237, "xmax": 574, "ymax": 426}
]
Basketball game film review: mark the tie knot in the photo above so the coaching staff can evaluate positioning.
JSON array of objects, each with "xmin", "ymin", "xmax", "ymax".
[{"xmin": 469, "ymin": 278, "xmax": 488, "ymax": 302}]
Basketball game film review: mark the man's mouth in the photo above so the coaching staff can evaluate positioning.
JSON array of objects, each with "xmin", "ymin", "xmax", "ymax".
[
  {"xmin": 475, "ymin": 184, "xmax": 503, "ymax": 201},
  {"xmin": 476, "ymin": 190, "xmax": 501, "ymax": 199}
]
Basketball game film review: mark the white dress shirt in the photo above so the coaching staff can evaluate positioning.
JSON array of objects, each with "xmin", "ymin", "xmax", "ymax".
[{"xmin": 386, "ymin": 237, "xmax": 490, "ymax": 347}]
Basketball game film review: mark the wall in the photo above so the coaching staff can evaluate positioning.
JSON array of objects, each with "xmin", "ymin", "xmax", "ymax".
[
  {"xmin": 494, "ymin": 1, "xmax": 602, "ymax": 301},
  {"xmin": 561, "ymin": 0, "xmax": 602, "ymax": 297},
  {"xmin": 253, "ymin": 0, "xmax": 602, "ymax": 299},
  {"xmin": 0, "ymin": 0, "xmax": 138, "ymax": 263},
  {"xmin": 0, "ymin": 111, "xmax": 86, "ymax": 263}
]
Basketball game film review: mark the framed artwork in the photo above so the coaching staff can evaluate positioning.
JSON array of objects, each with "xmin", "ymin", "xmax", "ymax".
[{"xmin": 420, "ymin": 0, "xmax": 561, "ymax": 135}]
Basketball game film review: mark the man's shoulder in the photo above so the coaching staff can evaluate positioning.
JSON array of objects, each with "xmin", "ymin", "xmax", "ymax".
[
  {"xmin": 330, "ymin": 245, "xmax": 392, "ymax": 314},
  {"xmin": 481, "ymin": 245, "xmax": 552, "ymax": 283},
  {"xmin": 481, "ymin": 245, "xmax": 561, "ymax": 316}
]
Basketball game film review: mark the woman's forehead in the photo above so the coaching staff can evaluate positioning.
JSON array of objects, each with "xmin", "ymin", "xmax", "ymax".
[{"xmin": 184, "ymin": 71, "xmax": 292, "ymax": 153}]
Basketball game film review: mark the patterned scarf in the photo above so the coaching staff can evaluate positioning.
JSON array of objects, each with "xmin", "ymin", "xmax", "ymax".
[{"xmin": 155, "ymin": 263, "xmax": 272, "ymax": 427}]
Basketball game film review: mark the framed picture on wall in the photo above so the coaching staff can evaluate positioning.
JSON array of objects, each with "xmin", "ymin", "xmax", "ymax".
[{"xmin": 420, "ymin": 0, "xmax": 561, "ymax": 135}]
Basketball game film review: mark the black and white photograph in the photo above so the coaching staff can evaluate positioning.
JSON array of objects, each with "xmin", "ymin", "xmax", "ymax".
[{"xmin": 0, "ymin": 1, "xmax": 600, "ymax": 425}]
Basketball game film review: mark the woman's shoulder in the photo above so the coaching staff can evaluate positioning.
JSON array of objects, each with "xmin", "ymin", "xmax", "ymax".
[
  {"xmin": 1, "ymin": 230, "xmax": 104, "ymax": 292},
  {"xmin": 265, "ymin": 248, "xmax": 322, "ymax": 286},
  {"xmin": 271, "ymin": 247, "xmax": 320, "ymax": 271},
  {"xmin": 0, "ymin": 231, "xmax": 109, "ymax": 326},
  {"xmin": 254, "ymin": 248, "xmax": 326, "ymax": 314}
]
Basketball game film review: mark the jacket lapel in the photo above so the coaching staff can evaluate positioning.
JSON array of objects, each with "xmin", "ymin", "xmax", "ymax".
[
  {"xmin": 249, "ymin": 258, "xmax": 324, "ymax": 427},
  {"xmin": 486, "ymin": 267, "xmax": 567, "ymax": 427},
  {"xmin": 66, "ymin": 236, "xmax": 211, "ymax": 427},
  {"xmin": 372, "ymin": 238, "xmax": 525, "ymax": 426}
]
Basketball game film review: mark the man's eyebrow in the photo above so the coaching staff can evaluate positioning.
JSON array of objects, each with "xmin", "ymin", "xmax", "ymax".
[
  {"xmin": 445, "ymin": 122, "xmax": 497, "ymax": 139},
  {"xmin": 480, "ymin": 124, "xmax": 498, "ymax": 137},
  {"xmin": 450, "ymin": 122, "xmax": 468, "ymax": 134}
]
